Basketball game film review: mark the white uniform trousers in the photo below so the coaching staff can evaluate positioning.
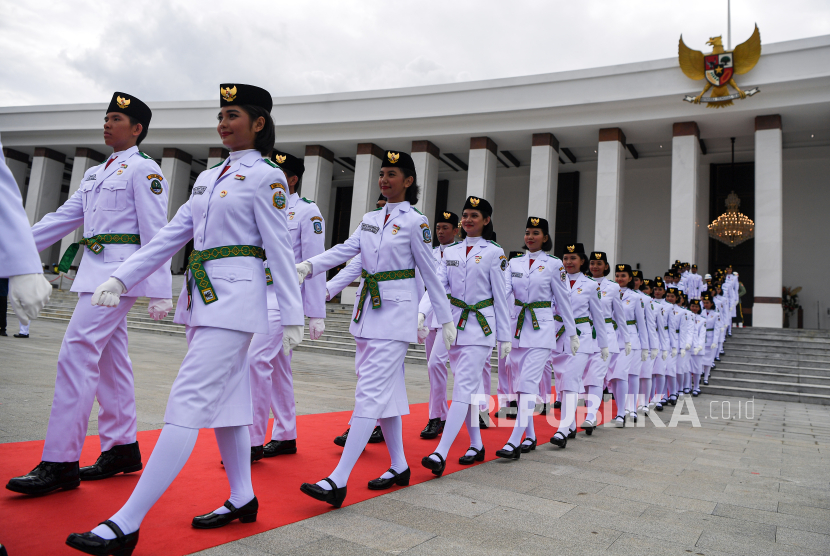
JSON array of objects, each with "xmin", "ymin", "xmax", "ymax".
[
  {"xmin": 509, "ymin": 347, "xmax": 551, "ymax": 395},
  {"xmin": 164, "ymin": 326, "xmax": 254, "ymax": 428},
  {"xmin": 550, "ymin": 352, "xmax": 589, "ymax": 394},
  {"xmin": 354, "ymin": 338, "xmax": 410, "ymax": 419},
  {"xmin": 42, "ymin": 293, "xmax": 138, "ymax": 462},
  {"xmin": 583, "ymin": 351, "xmax": 610, "ymax": 388},
  {"xmin": 248, "ymin": 309, "xmax": 296, "ymax": 445},
  {"xmin": 425, "ymin": 329, "xmax": 448, "ymax": 420},
  {"xmin": 542, "ymin": 352, "xmax": 555, "ymax": 404}
]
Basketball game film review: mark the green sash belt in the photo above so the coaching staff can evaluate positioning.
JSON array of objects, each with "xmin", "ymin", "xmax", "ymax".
[
  {"xmin": 605, "ymin": 317, "xmax": 617, "ymax": 330},
  {"xmin": 354, "ymin": 268, "xmax": 416, "ymax": 322},
  {"xmin": 513, "ymin": 299, "xmax": 552, "ymax": 339},
  {"xmin": 57, "ymin": 233, "xmax": 140, "ymax": 273},
  {"xmin": 626, "ymin": 319, "xmax": 637, "ymax": 326},
  {"xmin": 574, "ymin": 315, "xmax": 595, "ymax": 339},
  {"xmin": 187, "ymin": 245, "xmax": 266, "ymax": 306},
  {"xmin": 265, "ymin": 268, "xmax": 273, "ymax": 285},
  {"xmin": 706, "ymin": 328, "xmax": 714, "ymax": 331},
  {"xmin": 448, "ymin": 295, "xmax": 494, "ymax": 336},
  {"xmin": 554, "ymin": 314, "xmax": 565, "ymax": 340},
  {"xmin": 663, "ymin": 326, "xmax": 669, "ymax": 330}
]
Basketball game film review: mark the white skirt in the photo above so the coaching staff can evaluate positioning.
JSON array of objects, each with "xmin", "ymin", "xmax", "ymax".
[
  {"xmin": 583, "ymin": 351, "xmax": 609, "ymax": 388},
  {"xmin": 607, "ymin": 350, "xmax": 632, "ymax": 382},
  {"xmin": 550, "ymin": 352, "xmax": 588, "ymax": 393},
  {"xmin": 449, "ymin": 344, "xmax": 492, "ymax": 404},
  {"xmin": 509, "ymin": 347, "xmax": 552, "ymax": 395},
  {"xmin": 353, "ymin": 338, "xmax": 410, "ymax": 419}
]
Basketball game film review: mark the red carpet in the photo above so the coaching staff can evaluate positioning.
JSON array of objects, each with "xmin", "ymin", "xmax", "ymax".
[{"xmin": 0, "ymin": 399, "xmax": 616, "ymax": 555}]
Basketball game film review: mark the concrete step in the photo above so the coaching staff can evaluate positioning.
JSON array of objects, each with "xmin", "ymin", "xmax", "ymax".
[
  {"xmin": 715, "ymin": 360, "xmax": 830, "ymax": 376},
  {"xmin": 708, "ymin": 374, "xmax": 830, "ymax": 395},
  {"xmin": 700, "ymin": 384, "xmax": 830, "ymax": 405},
  {"xmin": 713, "ymin": 366, "xmax": 830, "ymax": 386},
  {"xmin": 719, "ymin": 348, "xmax": 830, "ymax": 365}
]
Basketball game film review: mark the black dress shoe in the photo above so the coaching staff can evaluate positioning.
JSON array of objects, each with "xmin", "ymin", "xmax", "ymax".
[
  {"xmin": 300, "ymin": 478, "xmax": 346, "ymax": 508},
  {"xmin": 7, "ymin": 460, "xmax": 80, "ymax": 495},
  {"xmin": 66, "ymin": 520, "xmax": 138, "ymax": 556},
  {"xmin": 13, "ymin": 334, "xmax": 28, "ymax": 338},
  {"xmin": 368, "ymin": 467, "xmax": 410, "ymax": 490},
  {"xmin": 567, "ymin": 428, "xmax": 577, "ymax": 439},
  {"xmin": 538, "ymin": 403, "xmax": 548, "ymax": 416},
  {"xmin": 478, "ymin": 414, "xmax": 489, "ymax": 429},
  {"xmin": 420, "ymin": 418, "xmax": 444, "ymax": 439},
  {"xmin": 192, "ymin": 497, "xmax": 258, "ymax": 529},
  {"xmin": 521, "ymin": 438, "xmax": 537, "ymax": 452},
  {"xmin": 421, "ymin": 452, "xmax": 446, "ymax": 477},
  {"xmin": 703, "ymin": 379, "xmax": 709, "ymax": 386},
  {"xmin": 506, "ymin": 400, "xmax": 518, "ymax": 420},
  {"xmin": 496, "ymin": 443, "xmax": 521, "ymax": 460},
  {"xmin": 0, "ymin": 330, "xmax": 7, "ymax": 336},
  {"xmin": 368, "ymin": 426, "xmax": 384, "ymax": 443},
  {"xmin": 714, "ymin": 356, "xmax": 721, "ymax": 361},
  {"xmin": 80, "ymin": 442, "xmax": 142, "ymax": 481},
  {"xmin": 458, "ymin": 446, "xmax": 484, "ymax": 465},
  {"xmin": 263, "ymin": 439, "xmax": 297, "ymax": 457},
  {"xmin": 550, "ymin": 432, "xmax": 567, "ymax": 449},
  {"xmin": 334, "ymin": 428, "xmax": 349, "ymax": 447},
  {"xmin": 553, "ymin": 401, "xmax": 561, "ymax": 409},
  {"xmin": 655, "ymin": 403, "xmax": 663, "ymax": 412},
  {"xmin": 220, "ymin": 445, "xmax": 263, "ymax": 466}
]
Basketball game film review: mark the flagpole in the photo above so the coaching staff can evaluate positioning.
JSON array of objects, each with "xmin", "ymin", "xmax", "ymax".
[{"xmin": 727, "ymin": 0, "xmax": 732, "ymax": 49}]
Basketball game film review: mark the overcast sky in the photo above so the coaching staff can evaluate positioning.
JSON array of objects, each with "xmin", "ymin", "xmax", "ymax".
[{"xmin": 1, "ymin": 0, "xmax": 828, "ymax": 107}]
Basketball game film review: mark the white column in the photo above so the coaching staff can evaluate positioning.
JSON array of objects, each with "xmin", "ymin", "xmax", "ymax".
[
  {"xmin": 527, "ymin": 133, "xmax": 560, "ymax": 224},
  {"xmin": 412, "ymin": 140, "xmax": 440, "ymax": 223},
  {"xmin": 58, "ymin": 148, "xmax": 106, "ymax": 272},
  {"xmin": 349, "ymin": 143, "xmax": 383, "ymax": 234},
  {"xmin": 206, "ymin": 147, "xmax": 228, "ymax": 170},
  {"xmin": 303, "ymin": 144, "xmax": 334, "ymax": 246},
  {"xmin": 466, "ymin": 136, "xmax": 498, "ymax": 202},
  {"xmin": 161, "ymin": 147, "xmax": 193, "ymax": 273},
  {"xmin": 669, "ymin": 122, "xmax": 701, "ymax": 266},
  {"xmin": 2, "ymin": 147, "xmax": 29, "ymax": 198},
  {"xmin": 594, "ymin": 128, "xmax": 626, "ymax": 266},
  {"xmin": 25, "ymin": 147, "xmax": 67, "ymax": 265},
  {"xmin": 753, "ymin": 115, "xmax": 783, "ymax": 328}
]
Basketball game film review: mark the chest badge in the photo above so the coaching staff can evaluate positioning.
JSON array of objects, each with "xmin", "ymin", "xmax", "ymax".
[
  {"xmin": 537, "ymin": 266, "xmax": 545, "ymax": 272},
  {"xmin": 116, "ymin": 169, "xmax": 124, "ymax": 175},
  {"xmin": 119, "ymin": 163, "xmax": 128, "ymax": 169},
  {"xmin": 474, "ymin": 255, "xmax": 482, "ymax": 264},
  {"xmin": 576, "ymin": 287, "xmax": 583, "ymax": 294},
  {"xmin": 234, "ymin": 174, "xmax": 246, "ymax": 180},
  {"xmin": 220, "ymin": 190, "xmax": 228, "ymax": 198},
  {"xmin": 391, "ymin": 224, "xmax": 401, "ymax": 235},
  {"xmin": 288, "ymin": 212, "xmax": 295, "ymax": 220}
]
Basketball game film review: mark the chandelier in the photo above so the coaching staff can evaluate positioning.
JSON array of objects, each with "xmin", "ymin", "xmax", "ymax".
[{"xmin": 708, "ymin": 191, "xmax": 754, "ymax": 247}]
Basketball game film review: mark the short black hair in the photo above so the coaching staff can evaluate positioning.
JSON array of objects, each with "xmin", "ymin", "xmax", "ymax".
[
  {"xmin": 239, "ymin": 105, "xmax": 275, "ymax": 156},
  {"xmin": 402, "ymin": 168, "xmax": 420, "ymax": 205},
  {"xmin": 127, "ymin": 115, "xmax": 148, "ymax": 146},
  {"xmin": 282, "ymin": 169, "xmax": 302, "ymax": 193}
]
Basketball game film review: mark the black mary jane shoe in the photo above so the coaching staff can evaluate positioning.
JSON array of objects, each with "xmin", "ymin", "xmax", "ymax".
[
  {"xmin": 538, "ymin": 403, "xmax": 548, "ymax": 416},
  {"xmin": 714, "ymin": 356, "xmax": 721, "ymax": 362},
  {"xmin": 692, "ymin": 390, "xmax": 700, "ymax": 397},
  {"xmin": 553, "ymin": 401, "xmax": 562, "ymax": 410},
  {"xmin": 507, "ymin": 400, "xmax": 518, "ymax": 420},
  {"xmin": 567, "ymin": 428, "xmax": 577, "ymax": 439},
  {"xmin": 478, "ymin": 413, "xmax": 490, "ymax": 429},
  {"xmin": 521, "ymin": 438, "xmax": 537, "ymax": 452},
  {"xmin": 655, "ymin": 403, "xmax": 664, "ymax": 412},
  {"xmin": 368, "ymin": 426, "xmax": 384, "ymax": 443},
  {"xmin": 550, "ymin": 432, "xmax": 567, "ymax": 449},
  {"xmin": 263, "ymin": 439, "xmax": 297, "ymax": 457},
  {"xmin": 496, "ymin": 443, "xmax": 521, "ymax": 460},
  {"xmin": 66, "ymin": 520, "xmax": 138, "ymax": 556},
  {"xmin": 421, "ymin": 452, "xmax": 446, "ymax": 477},
  {"xmin": 459, "ymin": 446, "xmax": 485, "ymax": 465},
  {"xmin": 703, "ymin": 379, "xmax": 709, "ymax": 386},
  {"xmin": 581, "ymin": 420, "xmax": 596, "ymax": 436},
  {"xmin": 300, "ymin": 478, "xmax": 347, "ymax": 508},
  {"xmin": 192, "ymin": 497, "xmax": 258, "ymax": 529},
  {"xmin": 368, "ymin": 467, "xmax": 410, "ymax": 490},
  {"xmin": 80, "ymin": 442, "xmax": 142, "ymax": 481},
  {"xmin": 669, "ymin": 395, "xmax": 677, "ymax": 406}
]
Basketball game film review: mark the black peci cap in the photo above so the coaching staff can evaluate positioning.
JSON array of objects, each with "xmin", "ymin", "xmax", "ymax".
[
  {"xmin": 615, "ymin": 263, "xmax": 633, "ymax": 275},
  {"xmin": 463, "ymin": 196, "xmax": 493, "ymax": 218},
  {"xmin": 436, "ymin": 211, "xmax": 459, "ymax": 227},
  {"xmin": 525, "ymin": 216, "xmax": 549, "ymax": 235},
  {"xmin": 272, "ymin": 150, "xmax": 305, "ymax": 178},
  {"xmin": 653, "ymin": 277, "xmax": 665, "ymax": 288},
  {"xmin": 590, "ymin": 251, "xmax": 607, "ymax": 263},
  {"xmin": 220, "ymin": 83, "xmax": 273, "ymax": 112},
  {"xmin": 509, "ymin": 250, "xmax": 524, "ymax": 260},
  {"xmin": 631, "ymin": 269, "xmax": 643, "ymax": 279},
  {"xmin": 563, "ymin": 242, "xmax": 585, "ymax": 256},
  {"xmin": 107, "ymin": 92, "xmax": 151, "ymax": 129},
  {"xmin": 381, "ymin": 150, "xmax": 416, "ymax": 172}
]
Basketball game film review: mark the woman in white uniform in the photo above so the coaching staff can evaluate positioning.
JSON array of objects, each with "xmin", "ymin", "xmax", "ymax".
[
  {"xmin": 296, "ymin": 151, "xmax": 454, "ymax": 507},
  {"xmin": 688, "ymin": 299, "xmax": 706, "ymax": 396},
  {"xmin": 418, "ymin": 196, "xmax": 511, "ymax": 474},
  {"xmin": 497, "ymin": 218, "xmax": 575, "ymax": 458},
  {"xmin": 66, "ymin": 84, "xmax": 305, "ymax": 555},
  {"xmin": 648, "ymin": 277, "xmax": 671, "ymax": 411},
  {"xmin": 663, "ymin": 287, "xmax": 685, "ymax": 406},
  {"xmin": 700, "ymin": 292, "xmax": 721, "ymax": 386},
  {"xmin": 582, "ymin": 251, "xmax": 629, "ymax": 433},
  {"xmin": 677, "ymin": 293, "xmax": 695, "ymax": 396},
  {"xmin": 610, "ymin": 264, "xmax": 648, "ymax": 425}
]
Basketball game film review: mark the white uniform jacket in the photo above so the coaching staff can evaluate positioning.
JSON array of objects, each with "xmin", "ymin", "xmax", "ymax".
[
  {"xmin": 418, "ymin": 237, "xmax": 511, "ymax": 348},
  {"xmin": 639, "ymin": 291, "xmax": 659, "ymax": 351},
  {"xmin": 691, "ymin": 313, "xmax": 706, "ymax": 351},
  {"xmin": 555, "ymin": 273, "xmax": 609, "ymax": 354},
  {"xmin": 0, "ymin": 136, "xmax": 42, "ymax": 277},
  {"xmin": 701, "ymin": 308, "xmax": 720, "ymax": 345},
  {"xmin": 266, "ymin": 193, "xmax": 326, "ymax": 315},
  {"xmin": 595, "ymin": 277, "xmax": 629, "ymax": 354},
  {"xmin": 679, "ymin": 307, "xmax": 694, "ymax": 349},
  {"xmin": 505, "ymin": 252, "xmax": 575, "ymax": 349},
  {"xmin": 425, "ymin": 244, "xmax": 450, "ymax": 329},
  {"xmin": 112, "ymin": 150, "xmax": 303, "ymax": 334},
  {"xmin": 666, "ymin": 303, "xmax": 684, "ymax": 350},
  {"xmin": 31, "ymin": 146, "xmax": 171, "ymax": 298},
  {"xmin": 325, "ymin": 256, "xmax": 361, "ymax": 300},
  {"xmin": 309, "ymin": 201, "xmax": 451, "ymax": 343},
  {"xmin": 653, "ymin": 299, "xmax": 671, "ymax": 351},
  {"xmin": 617, "ymin": 287, "xmax": 648, "ymax": 351}
]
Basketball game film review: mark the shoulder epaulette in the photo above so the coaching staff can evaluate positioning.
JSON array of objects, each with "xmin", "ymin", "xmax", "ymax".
[
  {"xmin": 488, "ymin": 240, "xmax": 501, "ymax": 248},
  {"xmin": 138, "ymin": 151, "xmax": 153, "ymax": 159},
  {"xmin": 301, "ymin": 197, "xmax": 314, "ymax": 204},
  {"xmin": 372, "ymin": 207, "xmax": 383, "ymax": 211},
  {"xmin": 585, "ymin": 276, "xmax": 597, "ymax": 282},
  {"xmin": 209, "ymin": 159, "xmax": 225, "ymax": 169},
  {"xmin": 412, "ymin": 207, "xmax": 424, "ymax": 215},
  {"xmin": 448, "ymin": 241, "xmax": 460, "ymax": 247},
  {"xmin": 549, "ymin": 254, "xmax": 561, "ymax": 260},
  {"xmin": 263, "ymin": 158, "xmax": 279, "ymax": 168}
]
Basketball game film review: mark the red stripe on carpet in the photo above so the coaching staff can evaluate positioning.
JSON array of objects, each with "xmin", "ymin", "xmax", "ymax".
[{"xmin": 0, "ymin": 400, "xmax": 616, "ymax": 555}]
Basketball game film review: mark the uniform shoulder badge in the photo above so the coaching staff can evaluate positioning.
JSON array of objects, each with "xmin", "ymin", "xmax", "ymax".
[
  {"xmin": 310, "ymin": 215, "xmax": 323, "ymax": 234},
  {"xmin": 210, "ymin": 159, "xmax": 225, "ymax": 169},
  {"xmin": 147, "ymin": 174, "xmax": 164, "ymax": 195},
  {"xmin": 301, "ymin": 197, "xmax": 314, "ymax": 204},
  {"xmin": 272, "ymin": 189, "xmax": 286, "ymax": 210},
  {"xmin": 263, "ymin": 158, "xmax": 280, "ymax": 168},
  {"xmin": 138, "ymin": 152, "xmax": 153, "ymax": 160},
  {"xmin": 488, "ymin": 240, "xmax": 501, "ymax": 248},
  {"xmin": 420, "ymin": 222, "xmax": 431, "ymax": 243}
]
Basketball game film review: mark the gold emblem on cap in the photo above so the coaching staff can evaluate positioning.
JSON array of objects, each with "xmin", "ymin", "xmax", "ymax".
[
  {"xmin": 443, "ymin": 212, "xmax": 451, "ymax": 219},
  {"xmin": 530, "ymin": 218, "xmax": 540, "ymax": 226},
  {"xmin": 387, "ymin": 152, "xmax": 400, "ymax": 164},
  {"xmin": 618, "ymin": 264, "xmax": 625, "ymax": 270},
  {"xmin": 594, "ymin": 253, "xmax": 602, "ymax": 259},
  {"xmin": 116, "ymin": 96, "xmax": 130, "ymax": 109},
  {"xmin": 220, "ymin": 86, "xmax": 238, "ymax": 102},
  {"xmin": 275, "ymin": 154, "xmax": 287, "ymax": 164},
  {"xmin": 566, "ymin": 245, "xmax": 575, "ymax": 253},
  {"xmin": 470, "ymin": 197, "xmax": 480, "ymax": 207}
]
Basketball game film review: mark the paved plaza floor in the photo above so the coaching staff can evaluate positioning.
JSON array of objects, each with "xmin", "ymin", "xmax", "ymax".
[{"xmin": 2, "ymin": 316, "xmax": 829, "ymax": 555}]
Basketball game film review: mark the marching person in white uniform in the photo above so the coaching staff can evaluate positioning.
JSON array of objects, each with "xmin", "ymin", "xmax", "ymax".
[
  {"xmin": 649, "ymin": 277, "xmax": 671, "ymax": 411},
  {"xmin": 418, "ymin": 196, "xmax": 510, "ymax": 474},
  {"xmin": 583, "ymin": 251, "xmax": 628, "ymax": 433},
  {"xmin": 677, "ymin": 293, "xmax": 695, "ymax": 395},
  {"xmin": 700, "ymin": 292, "xmax": 722, "ymax": 386},
  {"xmin": 66, "ymin": 84, "xmax": 304, "ymax": 556},
  {"xmin": 247, "ymin": 150, "xmax": 326, "ymax": 461},
  {"xmin": 549, "ymin": 243, "xmax": 608, "ymax": 445},
  {"xmin": 688, "ymin": 299, "xmax": 706, "ymax": 396},
  {"xmin": 631, "ymin": 271, "xmax": 658, "ymax": 417},
  {"xmin": 297, "ymin": 150, "xmax": 454, "ymax": 507},
  {"xmin": 663, "ymin": 287, "xmax": 686, "ymax": 406},
  {"xmin": 610, "ymin": 264, "xmax": 648, "ymax": 425},
  {"xmin": 7, "ymin": 93, "xmax": 172, "ymax": 497},
  {"xmin": 496, "ymin": 217, "xmax": 575, "ymax": 459}
]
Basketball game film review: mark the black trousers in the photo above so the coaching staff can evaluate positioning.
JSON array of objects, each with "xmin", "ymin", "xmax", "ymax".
[{"xmin": 0, "ymin": 295, "xmax": 7, "ymax": 332}]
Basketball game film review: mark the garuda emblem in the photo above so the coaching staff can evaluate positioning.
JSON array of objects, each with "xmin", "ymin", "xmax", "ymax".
[{"xmin": 679, "ymin": 25, "xmax": 761, "ymax": 108}]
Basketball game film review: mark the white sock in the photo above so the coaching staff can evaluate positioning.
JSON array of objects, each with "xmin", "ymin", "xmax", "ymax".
[
  {"xmin": 626, "ymin": 374, "xmax": 638, "ymax": 412},
  {"xmin": 638, "ymin": 378, "xmax": 652, "ymax": 408},
  {"xmin": 431, "ymin": 401, "xmax": 470, "ymax": 462},
  {"xmin": 652, "ymin": 375, "xmax": 665, "ymax": 403},
  {"xmin": 693, "ymin": 374, "xmax": 700, "ymax": 390},
  {"xmin": 584, "ymin": 385, "xmax": 603, "ymax": 422},
  {"xmin": 319, "ymin": 416, "xmax": 375, "ymax": 490},
  {"xmin": 463, "ymin": 404, "xmax": 484, "ymax": 457},
  {"xmin": 556, "ymin": 390, "xmax": 577, "ymax": 436},
  {"xmin": 95, "ymin": 424, "xmax": 199, "ymax": 538},
  {"xmin": 378, "ymin": 416, "xmax": 407, "ymax": 479},
  {"xmin": 704, "ymin": 366, "xmax": 711, "ymax": 380},
  {"xmin": 212, "ymin": 426, "xmax": 255, "ymax": 514},
  {"xmin": 610, "ymin": 379, "xmax": 626, "ymax": 418},
  {"xmin": 504, "ymin": 393, "xmax": 535, "ymax": 451}
]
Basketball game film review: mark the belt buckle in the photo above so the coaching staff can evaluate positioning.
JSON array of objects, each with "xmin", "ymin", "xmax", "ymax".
[
  {"xmin": 89, "ymin": 241, "xmax": 103, "ymax": 254},
  {"xmin": 371, "ymin": 295, "xmax": 381, "ymax": 308}
]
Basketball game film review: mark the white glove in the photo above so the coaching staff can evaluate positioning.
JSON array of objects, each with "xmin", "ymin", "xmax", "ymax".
[
  {"xmin": 296, "ymin": 261, "xmax": 313, "ymax": 285},
  {"xmin": 417, "ymin": 313, "xmax": 429, "ymax": 344},
  {"xmin": 680, "ymin": 348, "xmax": 686, "ymax": 357},
  {"xmin": 9, "ymin": 273, "xmax": 52, "ymax": 325},
  {"xmin": 148, "ymin": 298, "xmax": 173, "ymax": 320},
  {"xmin": 309, "ymin": 318, "xmax": 325, "ymax": 340},
  {"xmin": 282, "ymin": 324, "xmax": 303, "ymax": 355},
  {"xmin": 693, "ymin": 346, "xmax": 702, "ymax": 355},
  {"xmin": 662, "ymin": 350, "xmax": 668, "ymax": 361},
  {"xmin": 418, "ymin": 313, "xmax": 425, "ymax": 329},
  {"xmin": 685, "ymin": 343, "xmax": 691, "ymax": 350},
  {"xmin": 641, "ymin": 350, "xmax": 648, "ymax": 362},
  {"xmin": 624, "ymin": 342, "xmax": 631, "ymax": 356},
  {"xmin": 671, "ymin": 347, "xmax": 677, "ymax": 357},
  {"xmin": 442, "ymin": 321, "xmax": 457, "ymax": 350},
  {"xmin": 570, "ymin": 335, "xmax": 580, "ymax": 356},
  {"xmin": 710, "ymin": 342, "xmax": 717, "ymax": 350},
  {"xmin": 499, "ymin": 341, "xmax": 512, "ymax": 359},
  {"xmin": 91, "ymin": 277, "xmax": 126, "ymax": 307},
  {"xmin": 600, "ymin": 347, "xmax": 609, "ymax": 361},
  {"xmin": 325, "ymin": 288, "xmax": 331, "ymax": 302},
  {"xmin": 650, "ymin": 348, "xmax": 658, "ymax": 360}
]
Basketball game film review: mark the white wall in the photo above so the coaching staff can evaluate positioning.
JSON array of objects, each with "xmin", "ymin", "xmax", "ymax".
[{"xmin": 619, "ymin": 159, "xmax": 672, "ymax": 276}]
